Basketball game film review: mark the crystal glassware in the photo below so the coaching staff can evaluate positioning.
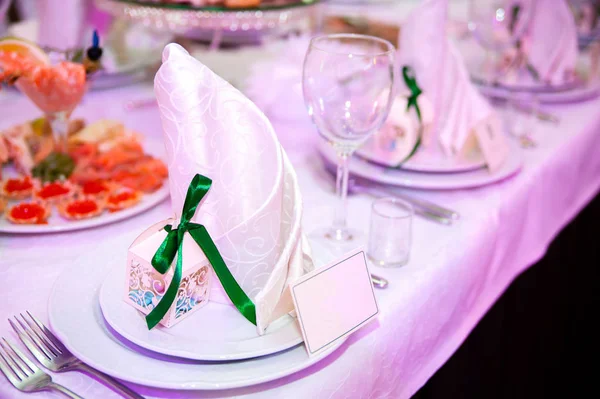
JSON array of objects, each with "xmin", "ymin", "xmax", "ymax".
[
  {"xmin": 302, "ymin": 33, "xmax": 396, "ymax": 242},
  {"xmin": 367, "ymin": 197, "xmax": 413, "ymax": 268},
  {"xmin": 468, "ymin": 0, "xmax": 536, "ymax": 82},
  {"xmin": 15, "ymin": 58, "xmax": 87, "ymax": 153}
]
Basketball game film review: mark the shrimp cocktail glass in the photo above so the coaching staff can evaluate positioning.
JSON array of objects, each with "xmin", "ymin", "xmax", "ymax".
[{"xmin": 0, "ymin": 32, "xmax": 103, "ymax": 153}]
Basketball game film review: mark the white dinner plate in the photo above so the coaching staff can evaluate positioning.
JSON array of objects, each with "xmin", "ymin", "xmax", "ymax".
[
  {"xmin": 320, "ymin": 141, "xmax": 523, "ymax": 190},
  {"xmin": 393, "ymin": 147, "xmax": 485, "ymax": 173},
  {"xmin": 99, "ymin": 263, "xmax": 303, "ymax": 361},
  {"xmin": 0, "ymin": 138, "xmax": 169, "ymax": 234},
  {"xmin": 48, "ymin": 252, "xmax": 346, "ymax": 390}
]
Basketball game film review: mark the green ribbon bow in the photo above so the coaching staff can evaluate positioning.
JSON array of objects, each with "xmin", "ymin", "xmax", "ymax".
[
  {"xmin": 146, "ymin": 174, "xmax": 256, "ymax": 330},
  {"xmin": 402, "ymin": 65, "xmax": 423, "ymax": 123},
  {"xmin": 397, "ymin": 65, "xmax": 424, "ymax": 165}
]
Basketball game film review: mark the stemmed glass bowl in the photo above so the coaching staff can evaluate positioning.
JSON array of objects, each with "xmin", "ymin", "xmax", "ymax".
[{"xmin": 302, "ymin": 33, "xmax": 396, "ymax": 242}]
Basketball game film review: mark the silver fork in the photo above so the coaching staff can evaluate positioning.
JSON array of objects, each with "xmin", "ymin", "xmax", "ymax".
[
  {"xmin": 0, "ymin": 337, "xmax": 83, "ymax": 398},
  {"xmin": 10, "ymin": 311, "xmax": 144, "ymax": 399}
]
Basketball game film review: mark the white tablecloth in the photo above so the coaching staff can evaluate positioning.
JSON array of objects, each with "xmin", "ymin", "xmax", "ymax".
[{"xmin": 1, "ymin": 78, "xmax": 600, "ymax": 399}]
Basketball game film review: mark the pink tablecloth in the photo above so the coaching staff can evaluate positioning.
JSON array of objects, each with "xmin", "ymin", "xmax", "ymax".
[{"xmin": 1, "ymin": 82, "xmax": 600, "ymax": 398}]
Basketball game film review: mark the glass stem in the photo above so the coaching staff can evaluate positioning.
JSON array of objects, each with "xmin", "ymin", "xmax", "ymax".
[
  {"xmin": 49, "ymin": 112, "xmax": 69, "ymax": 153},
  {"xmin": 331, "ymin": 152, "xmax": 351, "ymax": 241}
]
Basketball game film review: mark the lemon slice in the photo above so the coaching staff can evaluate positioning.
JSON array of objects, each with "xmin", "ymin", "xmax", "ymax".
[
  {"xmin": 69, "ymin": 120, "xmax": 124, "ymax": 144},
  {"xmin": 0, "ymin": 36, "xmax": 51, "ymax": 66}
]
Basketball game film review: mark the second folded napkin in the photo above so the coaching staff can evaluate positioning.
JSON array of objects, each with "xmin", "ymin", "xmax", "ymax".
[
  {"xmin": 525, "ymin": 0, "xmax": 578, "ymax": 85},
  {"xmin": 397, "ymin": 0, "xmax": 498, "ymax": 159}
]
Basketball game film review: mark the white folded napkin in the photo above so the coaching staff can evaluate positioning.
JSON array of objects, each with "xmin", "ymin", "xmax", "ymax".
[
  {"xmin": 398, "ymin": 0, "xmax": 494, "ymax": 156},
  {"xmin": 525, "ymin": 0, "xmax": 578, "ymax": 85},
  {"xmin": 154, "ymin": 43, "xmax": 312, "ymax": 334}
]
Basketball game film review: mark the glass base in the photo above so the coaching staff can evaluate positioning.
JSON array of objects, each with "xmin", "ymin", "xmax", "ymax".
[
  {"xmin": 308, "ymin": 227, "xmax": 364, "ymax": 252},
  {"xmin": 367, "ymin": 253, "xmax": 409, "ymax": 268},
  {"xmin": 325, "ymin": 227, "xmax": 353, "ymax": 241}
]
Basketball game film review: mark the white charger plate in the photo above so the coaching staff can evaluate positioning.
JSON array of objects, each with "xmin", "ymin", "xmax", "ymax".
[
  {"xmin": 475, "ymin": 82, "xmax": 600, "ymax": 104},
  {"xmin": 48, "ymin": 252, "xmax": 346, "ymax": 390},
  {"xmin": 0, "ymin": 138, "xmax": 169, "ymax": 234},
  {"xmin": 320, "ymin": 141, "xmax": 523, "ymax": 190},
  {"xmin": 99, "ymin": 263, "xmax": 303, "ymax": 361}
]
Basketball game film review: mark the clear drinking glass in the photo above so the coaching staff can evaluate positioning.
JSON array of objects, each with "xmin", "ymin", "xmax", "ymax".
[
  {"xmin": 367, "ymin": 197, "xmax": 413, "ymax": 268},
  {"xmin": 303, "ymin": 34, "xmax": 396, "ymax": 242},
  {"xmin": 468, "ymin": 0, "xmax": 536, "ymax": 80}
]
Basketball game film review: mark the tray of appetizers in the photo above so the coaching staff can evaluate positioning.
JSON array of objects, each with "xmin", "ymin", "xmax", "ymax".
[
  {"xmin": 0, "ymin": 119, "xmax": 169, "ymax": 234},
  {"xmin": 95, "ymin": 0, "xmax": 320, "ymax": 33}
]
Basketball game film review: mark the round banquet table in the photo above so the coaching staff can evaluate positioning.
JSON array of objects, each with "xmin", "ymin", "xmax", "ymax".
[
  {"xmin": 2, "ymin": 0, "xmax": 600, "ymax": 393},
  {"xmin": 1, "ymin": 78, "xmax": 600, "ymax": 398}
]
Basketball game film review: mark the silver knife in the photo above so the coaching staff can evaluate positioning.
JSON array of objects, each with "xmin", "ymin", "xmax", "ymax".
[
  {"xmin": 323, "ymin": 164, "xmax": 458, "ymax": 224},
  {"xmin": 371, "ymin": 274, "xmax": 389, "ymax": 289},
  {"xmin": 349, "ymin": 179, "xmax": 459, "ymax": 224}
]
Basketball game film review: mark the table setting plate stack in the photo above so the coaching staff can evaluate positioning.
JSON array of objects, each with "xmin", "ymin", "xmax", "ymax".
[
  {"xmin": 314, "ymin": 0, "xmax": 526, "ymax": 192},
  {"xmin": 48, "ymin": 252, "xmax": 345, "ymax": 390}
]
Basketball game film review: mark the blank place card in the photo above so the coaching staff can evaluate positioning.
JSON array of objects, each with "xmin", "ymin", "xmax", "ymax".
[
  {"xmin": 290, "ymin": 249, "xmax": 379, "ymax": 356},
  {"xmin": 474, "ymin": 114, "xmax": 509, "ymax": 173}
]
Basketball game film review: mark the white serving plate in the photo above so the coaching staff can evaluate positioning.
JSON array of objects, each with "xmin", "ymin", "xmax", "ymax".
[
  {"xmin": 0, "ymin": 138, "xmax": 169, "ymax": 234},
  {"xmin": 320, "ymin": 140, "xmax": 523, "ymax": 190},
  {"xmin": 99, "ymin": 262, "xmax": 303, "ymax": 361},
  {"xmin": 48, "ymin": 251, "xmax": 346, "ymax": 390}
]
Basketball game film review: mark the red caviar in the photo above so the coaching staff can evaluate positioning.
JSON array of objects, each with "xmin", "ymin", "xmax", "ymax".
[
  {"xmin": 58, "ymin": 198, "xmax": 103, "ymax": 220},
  {"xmin": 66, "ymin": 199, "xmax": 99, "ymax": 215},
  {"xmin": 5, "ymin": 176, "xmax": 33, "ymax": 193},
  {"xmin": 106, "ymin": 188, "xmax": 141, "ymax": 212},
  {"xmin": 108, "ymin": 190, "xmax": 136, "ymax": 205},
  {"xmin": 2, "ymin": 176, "xmax": 33, "ymax": 199},
  {"xmin": 81, "ymin": 180, "xmax": 109, "ymax": 196},
  {"xmin": 7, "ymin": 202, "xmax": 48, "ymax": 224},
  {"xmin": 35, "ymin": 181, "xmax": 72, "ymax": 200}
]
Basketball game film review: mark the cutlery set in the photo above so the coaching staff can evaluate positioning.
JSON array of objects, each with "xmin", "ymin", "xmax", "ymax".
[
  {"xmin": 323, "ymin": 168, "xmax": 461, "ymax": 226},
  {"xmin": 0, "ymin": 311, "xmax": 144, "ymax": 398}
]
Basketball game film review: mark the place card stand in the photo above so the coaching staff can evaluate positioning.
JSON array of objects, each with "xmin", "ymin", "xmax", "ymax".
[{"xmin": 124, "ymin": 219, "xmax": 211, "ymax": 328}]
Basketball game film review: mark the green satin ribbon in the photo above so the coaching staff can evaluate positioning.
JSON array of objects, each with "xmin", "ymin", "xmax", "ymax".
[
  {"xmin": 402, "ymin": 65, "xmax": 423, "ymax": 123},
  {"xmin": 397, "ymin": 65, "xmax": 424, "ymax": 165},
  {"xmin": 145, "ymin": 174, "xmax": 257, "ymax": 330}
]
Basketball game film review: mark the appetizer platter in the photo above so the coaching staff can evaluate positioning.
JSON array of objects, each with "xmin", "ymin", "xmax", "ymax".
[
  {"xmin": 95, "ymin": 0, "xmax": 320, "ymax": 33},
  {"xmin": 0, "ymin": 119, "xmax": 168, "ymax": 234}
]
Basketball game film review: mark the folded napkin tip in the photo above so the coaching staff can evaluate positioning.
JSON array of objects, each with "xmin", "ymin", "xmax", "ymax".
[{"xmin": 162, "ymin": 42, "xmax": 188, "ymax": 63}]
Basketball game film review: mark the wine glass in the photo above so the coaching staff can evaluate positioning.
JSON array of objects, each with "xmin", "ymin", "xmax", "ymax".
[
  {"xmin": 468, "ymin": 0, "xmax": 536, "ymax": 81},
  {"xmin": 303, "ymin": 34, "xmax": 396, "ymax": 242}
]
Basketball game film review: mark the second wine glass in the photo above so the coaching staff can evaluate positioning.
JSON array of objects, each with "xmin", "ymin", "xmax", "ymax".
[{"xmin": 302, "ymin": 33, "xmax": 396, "ymax": 242}]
